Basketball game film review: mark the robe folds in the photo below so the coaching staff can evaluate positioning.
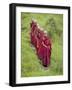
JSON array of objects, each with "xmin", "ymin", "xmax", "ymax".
[
  {"xmin": 37, "ymin": 35, "xmax": 52, "ymax": 67},
  {"xmin": 37, "ymin": 40, "xmax": 51, "ymax": 67}
]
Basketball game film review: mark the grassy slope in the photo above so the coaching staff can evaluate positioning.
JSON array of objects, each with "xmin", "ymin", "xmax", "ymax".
[{"xmin": 21, "ymin": 13, "xmax": 63, "ymax": 77}]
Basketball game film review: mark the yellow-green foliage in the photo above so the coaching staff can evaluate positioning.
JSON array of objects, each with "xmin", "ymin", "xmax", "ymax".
[{"xmin": 21, "ymin": 12, "xmax": 63, "ymax": 77}]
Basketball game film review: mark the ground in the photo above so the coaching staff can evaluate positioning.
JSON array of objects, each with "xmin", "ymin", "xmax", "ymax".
[{"xmin": 21, "ymin": 13, "xmax": 63, "ymax": 77}]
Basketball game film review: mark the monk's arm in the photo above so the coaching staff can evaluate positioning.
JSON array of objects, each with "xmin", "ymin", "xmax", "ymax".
[
  {"xmin": 42, "ymin": 42, "xmax": 47, "ymax": 48},
  {"xmin": 42, "ymin": 42, "xmax": 51, "ymax": 49}
]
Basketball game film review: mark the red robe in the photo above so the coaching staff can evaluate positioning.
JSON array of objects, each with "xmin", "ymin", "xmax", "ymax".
[
  {"xmin": 37, "ymin": 35, "xmax": 52, "ymax": 67},
  {"xmin": 30, "ymin": 22, "xmax": 37, "ymax": 45},
  {"xmin": 36, "ymin": 30, "xmax": 44, "ymax": 49},
  {"xmin": 42, "ymin": 36, "xmax": 52, "ymax": 66},
  {"xmin": 36, "ymin": 31, "xmax": 44, "ymax": 60}
]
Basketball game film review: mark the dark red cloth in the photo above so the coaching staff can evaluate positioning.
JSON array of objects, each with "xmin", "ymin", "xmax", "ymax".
[
  {"xmin": 37, "ymin": 35, "xmax": 52, "ymax": 66},
  {"xmin": 30, "ymin": 21, "xmax": 37, "ymax": 45}
]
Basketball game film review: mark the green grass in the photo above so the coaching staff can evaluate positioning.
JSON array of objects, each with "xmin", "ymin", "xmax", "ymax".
[{"xmin": 21, "ymin": 13, "xmax": 63, "ymax": 77}]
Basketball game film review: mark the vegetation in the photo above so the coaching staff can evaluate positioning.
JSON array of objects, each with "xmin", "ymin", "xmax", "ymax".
[{"xmin": 21, "ymin": 12, "xmax": 63, "ymax": 77}]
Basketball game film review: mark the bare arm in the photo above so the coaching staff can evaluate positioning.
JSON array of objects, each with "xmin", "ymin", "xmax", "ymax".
[
  {"xmin": 42, "ymin": 42, "xmax": 47, "ymax": 48},
  {"xmin": 42, "ymin": 42, "xmax": 51, "ymax": 49}
]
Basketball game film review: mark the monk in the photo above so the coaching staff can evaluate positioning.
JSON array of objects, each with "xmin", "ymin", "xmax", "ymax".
[
  {"xmin": 37, "ymin": 31, "xmax": 52, "ymax": 67},
  {"xmin": 42, "ymin": 31, "xmax": 52, "ymax": 67},
  {"xmin": 30, "ymin": 19, "xmax": 37, "ymax": 45},
  {"xmin": 33, "ymin": 24, "xmax": 39, "ymax": 47},
  {"xmin": 36, "ymin": 28, "xmax": 45, "ymax": 60}
]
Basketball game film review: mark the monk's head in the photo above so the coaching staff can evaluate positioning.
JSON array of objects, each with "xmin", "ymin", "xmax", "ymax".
[
  {"xmin": 44, "ymin": 31, "xmax": 48, "ymax": 36},
  {"xmin": 40, "ymin": 28, "xmax": 44, "ymax": 32},
  {"xmin": 31, "ymin": 19, "xmax": 37, "ymax": 25}
]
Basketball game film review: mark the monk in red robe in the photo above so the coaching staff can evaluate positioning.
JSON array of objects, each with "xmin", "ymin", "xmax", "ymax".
[
  {"xmin": 42, "ymin": 31, "xmax": 52, "ymax": 67},
  {"xmin": 36, "ymin": 28, "xmax": 45, "ymax": 60},
  {"xmin": 33, "ymin": 25, "xmax": 39, "ymax": 47},
  {"xmin": 30, "ymin": 20, "xmax": 37, "ymax": 45},
  {"xmin": 34, "ymin": 25, "xmax": 40, "ymax": 48},
  {"xmin": 37, "ymin": 31, "xmax": 52, "ymax": 67}
]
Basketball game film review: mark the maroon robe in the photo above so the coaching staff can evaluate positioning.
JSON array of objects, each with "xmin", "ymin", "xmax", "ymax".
[
  {"xmin": 36, "ymin": 31, "xmax": 45, "ymax": 60},
  {"xmin": 37, "ymin": 35, "xmax": 52, "ymax": 67},
  {"xmin": 42, "ymin": 36, "xmax": 52, "ymax": 67},
  {"xmin": 30, "ymin": 21, "xmax": 37, "ymax": 45}
]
